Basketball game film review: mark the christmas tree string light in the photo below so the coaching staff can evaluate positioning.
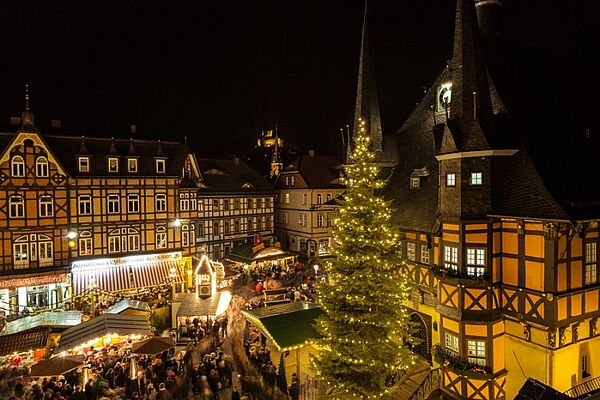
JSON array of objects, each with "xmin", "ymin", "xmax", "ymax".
[{"xmin": 312, "ymin": 119, "xmax": 417, "ymax": 399}]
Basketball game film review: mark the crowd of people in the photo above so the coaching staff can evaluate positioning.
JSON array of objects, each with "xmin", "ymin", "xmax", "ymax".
[{"xmin": 176, "ymin": 316, "xmax": 229, "ymax": 346}]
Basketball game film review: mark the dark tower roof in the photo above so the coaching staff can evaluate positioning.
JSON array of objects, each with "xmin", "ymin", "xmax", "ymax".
[
  {"xmin": 18, "ymin": 84, "xmax": 38, "ymax": 133},
  {"xmin": 107, "ymin": 137, "xmax": 119, "ymax": 155},
  {"xmin": 77, "ymin": 136, "xmax": 90, "ymax": 155},
  {"xmin": 155, "ymin": 140, "xmax": 166, "ymax": 157},
  {"xmin": 351, "ymin": 0, "xmax": 383, "ymax": 161},
  {"xmin": 127, "ymin": 138, "xmax": 138, "ymax": 156}
]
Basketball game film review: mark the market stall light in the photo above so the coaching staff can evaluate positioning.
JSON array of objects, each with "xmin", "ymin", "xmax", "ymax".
[
  {"xmin": 216, "ymin": 290, "xmax": 232, "ymax": 316},
  {"xmin": 173, "ymin": 218, "xmax": 182, "ymax": 227},
  {"xmin": 66, "ymin": 231, "xmax": 78, "ymax": 240}
]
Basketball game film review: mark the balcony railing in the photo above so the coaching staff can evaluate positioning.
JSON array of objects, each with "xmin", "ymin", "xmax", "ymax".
[{"xmin": 565, "ymin": 375, "xmax": 600, "ymax": 398}]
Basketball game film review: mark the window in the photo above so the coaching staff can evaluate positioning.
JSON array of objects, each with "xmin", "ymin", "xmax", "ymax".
[
  {"xmin": 298, "ymin": 214, "xmax": 304, "ymax": 226},
  {"xmin": 302, "ymin": 194, "xmax": 308, "ymax": 205},
  {"xmin": 285, "ymin": 176, "xmax": 289, "ymax": 186},
  {"xmin": 582, "ymin": 355, "xmax": 591, "ymax": 379},
  {"xmin": 213, "ymin": 199, "xmax": 220, "ymax": 210},
  {"xmin": 410, "ymin": 177, "xmax": 420, "ymax": 189},
  {"xmin": 155, "ymin": 194, "xmax": 167, "ymax": 212},
  {"xmin": 319, "ymin": 239, "xmax": 330, "ymax": 256},
  {"xmin": 78, "ymin": 195, "xmax": 92, "ymax": 215},
  {"xmin": 78, "ymin": 157, "xmax": 90, "ymax": 173},
  {"xmin": 326, "ymin": 214, "xmax": 332, "ymax": 227},
  {"xmin": 317, "ymin": 193, "xmax": 322, "ymax": 204},
  {"xmin": 108, "ymin": 235, "xmax": 121, "ymax": 253},
  {"xmin": 265, "ymin": 198, "xmax": 271, "ymax": 208},
  {"xmin": 190, "ymin": 195, "xmax": 197, "ymax": 210},
  {"xmin": 9, "ymin": 196, "xmax": 25, "ymax": 218},
  {"xmin": 317, "ymin": 214, "xmax": 324, "ymax": 227},
  {"xmin": 36, "ymin": 157, "xmax": 49, "ymax": 177},
  {"xmin": 407, "ymin": 243, "xmax": 416, "ymax": 261},
  {"xmin": 127, "ymin": 194, "xmax": 140, "ymax": 213},
  {"xmin": 261, "ymin": 216, "xmax": 266, "ymax": 229},
  {"xmin": 233, "ymin": 199, "xmax": 240, "ymax": 210},
  {"xmin": 421, "ymin": 245, "xmax": 430, "ymax": 264},
  {"xmin": 290, "ymin": 176, "xmax": 295, "ymax": 186},
  {"xmin": 13, "ymin": 241, "xmax": 29, "ymax": 268},
  {"xmin": 444, "ymin": 245, "xmax": 458, "ymax": 272},
  {"xmin": 128, "ymin": 231, "xmax": 141, "ymax": 251},
  {"xmin": 266, "ymin": 216, "xmax": 272, "ymax": 229},
  {"xmin": 467, "ymin": 340, "xmax": 486, "ymax": 366},
  {"xmin": 284, "ymin": 212, "xmax": 289, "ymax": 225},
  {"xmin": 107, "ymin": 195, "xmax": 120, "ymax": 214},
  {"xmin": 261, "ymin": 198, "xmax": 266, "ymax": 209},
  {"xmin": 234, "ymin": 219, "xmax": 240, "ymax": 233},
  {"xmin": 284, "ymin": 194, "xmax": 290, "ymax": 204},
  {"xmin": 248, "ymin": 218, "xmax": 254, "ymax": 231},
  {"xmin": 128, "ymin": 158, "xmax": 138, "ymax": 173},
  {"xmin": 224, "ymin": 199, "xmax": 230, "ymax": 211},
  {"xmin": 446, "ymin": 173, "xmax": 456, "ymax": 187},
  {"xmin": 108, "ymin": 157, "xmax": 119, "ymax": 173},
  {"xmin": 224, "ymin": 221, "xmax": 231, "ymax": 234},
  {"xmin": 39, "ymin": 195, "xmax": 54, "ymax": 217},
  {"xmin": 11, "ymin": 156, "xmax": 25, "ymax": 177},
  {"xmin": 156, "ymin": 227, "xmax": 167, "ymax": 249},
  {"xmin": 213, "ymin": 221, "xmax": 220, "ymax": 235},
  {"xmin": 585, "ymin": 242, "xmax": 597, "ymax": 285},
  {"xmin": 38, "ymin": 237, "xmax": 53, "ymax": 266},
  {"xmin": 79, "ymin": 231, "xmax": 93, "ymax": 256},
  {"xmin": 466, "ymin": 248, "xmax": 486, "ymax": 276},
  {"xmin": 470, "ymin": 172, "xmax": 483, "ymax": 185},
  {"xmin": 156, "ymin": 159, "xmax": 166, "ymax": 174},
  {"xmin": 182, "ymin": 225, "xmax": 190, "ymax": 247},
  {"xmin": 180, "ymin": 194, "xmax": 190, "ymax": 211},
  {"xmin": 445, "ymin": 332, "xmax": 459, "ymax": 355}
]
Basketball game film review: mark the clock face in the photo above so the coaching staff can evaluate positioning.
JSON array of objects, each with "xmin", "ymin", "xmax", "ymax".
[{"xmin": 437, "ymin": 83, "xmax": 452, "ymax": 111}]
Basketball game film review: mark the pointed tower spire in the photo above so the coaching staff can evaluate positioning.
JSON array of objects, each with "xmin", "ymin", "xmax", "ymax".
[
  {"xmin": 19, "ymin": 83, "xmax": 37, "ymax": 132},
  {"xmin": 350, "ymin": 0, "xmax": 383, "ymax": 162},
  {"xmin": 449, "ymin": 0, "xmax": 493, "ymax": 124}
]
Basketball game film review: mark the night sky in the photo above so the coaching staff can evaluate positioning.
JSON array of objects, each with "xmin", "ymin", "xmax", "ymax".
[{"xmin": 0, "ymin": 1, "xmax": 599, "ymax": 168}]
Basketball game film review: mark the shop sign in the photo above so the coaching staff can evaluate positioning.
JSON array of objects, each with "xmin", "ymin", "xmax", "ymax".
[
  {"xmin": 72, "ymin": 252, "xmax": 182, "ymax": 270},
  {"xmin": 0, "ymin": 273, "xmax": 68, "ymax": 290},
  {"xmin": 252, "ymin": 242, "xmax": 265, "ymax": 253}
]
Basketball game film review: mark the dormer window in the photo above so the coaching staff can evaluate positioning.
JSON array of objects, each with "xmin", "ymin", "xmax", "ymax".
[
  {"xmin": 410, "ymin": 177, "xmax": 421, "ymax": 189},
  {"xmin": 108, "ymin": 157, "xmax": 119, "ymax": 173},
  {"xmin": 128, "ymin": 158, "xmax": 138, "ymax": 173},
  {"xmin": 470, "ymin": 172, "xmax": 483, "ymax": 186},
  {"xmin": 78, "ymin": 157, "xmax": 90, "ymax": 173},
  {"xmin": 36, "ymin": 157, "xmax": 49, "ymax": 177},
  {"xmin": 11, "ymin": 156, "xmax": 25, "ymax": 177},
  {"xmin": 156, "ymin": 159, "xmax": 166, "ymax": 174}
]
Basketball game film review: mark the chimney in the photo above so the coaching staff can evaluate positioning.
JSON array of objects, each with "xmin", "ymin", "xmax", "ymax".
[
  {"xmin": 51, "ymin": 119, "xmax": 61, "ymax": 128},
  {"xmin": 232, "ymin": 157, "xmax": 240, "ymax": 165},
  {"xmin": 308, "ymin": 149, "xmax": 315, "ymax": 157},
  {"xmin": 10, "ymin": 117, "xmax": 21, "ymax": 126},
  {"xmin": 130, "ymin": 124, "xmax": 137, "ymax": 134}
]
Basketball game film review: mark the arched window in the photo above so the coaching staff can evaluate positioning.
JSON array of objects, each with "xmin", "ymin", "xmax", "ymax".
[
  {"xmin": 156, "ymin": 226, "xmax": 167, "ymax": 249},
  {"xmin": 11, "ymin": 156, "xmax": 25, "ymax": 177},
  {"xmin": 79, "ymin": 231, "xmax": 93, "ymax": 256},
  {"xmin": 36, "ymin": 157, "xmax": 49, "ymax": 177},
  {"xmin": 39, "ymin": 195, "xmax": 54, "ymax": 217},
  {"xmin": 182, "ymin": 224, "xmax": 190, "ymax": 247},
  {"xmin": 13, "ymin": 235, "xmax": 29, "ymax": 268},
  {"xmin": 38, "ymin": 234, "xmax": 53, "ymax": 266},
  {"xmin": 9, "ymin": 196, "xmax": 24, "ymax": 218},
  {"xmin": 128, "ymin": 228, "xmax": 140, "ymax": 251},
  {"xmin": 108, "ymin": 228, "xmax": 121, "ymax": 253}
]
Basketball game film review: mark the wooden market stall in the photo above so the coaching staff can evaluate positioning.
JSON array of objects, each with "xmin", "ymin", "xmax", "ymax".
[{"xmin": 104, "ymin": 299, "xmax": 152, "ymax": 317}]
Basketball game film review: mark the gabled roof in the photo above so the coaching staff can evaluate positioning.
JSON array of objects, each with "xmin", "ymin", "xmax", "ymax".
[
  {"xmin": 198, "ymin": 159, "xmax": 274, "ymax": 193},
  {"xmin": 279, "ymin": 154, "xmax": 344, "ymax": 189}
]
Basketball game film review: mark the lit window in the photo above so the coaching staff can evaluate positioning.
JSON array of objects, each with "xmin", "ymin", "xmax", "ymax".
[
  {"xmin": 79, "ymin": 231, "xmax": 93, "ymax": 256},
  {"xmin": 224, "ymin": 221, "xmax": 231, "ymax": 234},
  {"xmin": 290, "ymin": 176, "xmax": 295, "ymax": 186},
  {"xmin": 317, "ymin": 193, "xmax": 322, "ymax": 204},
  {"xmin": 265, "ymin": 198, "xmax": 271, "ymax": 208},
  {"xmin": 213, "ymin": 199, "xmax": 220, "ymax": 210},
  {"xmin": 9, "ymin": 196, "xmax": 25, "ymax": 218},
  {"xmin": 234, "ymin": 219, "xmax": 240, "ymax": 233},
  {"xmin": 127, "ymin": 194, "xmax": 140, "ymax": 213},
  {"xmin": 108, "ymin": 234, "xmax": 121, "ymax": 253},
  {"xmin": 410, "ymin": 177, "xmax": 420, "ymax": 189},
  {"xmin": 284, "ymin": 212, "xmax": 289, "ymax": 225},
  {"xmin": 470, "ymin": 172, "xmax": 483, "ymax": 185},
  {"xmin": 156, "ymin": 226, "xmax": 167, "ymax": 249},
  {"xmin": 36, "ymin": 157, "xmax": 49, "ymax": 177},
  {"xmin": 407, "ymin": 243, "xmax": 416, "ymax": 261},
  {"xmin": 285, "ymin": 193, "xmax": 290, "ymax": 204},
  {"xmin": 11, "ymin": 156, "xmax": 25, "ymax": 177},
  {"xmin": 108, "ymin": 157, "xmax": 119, "ymax": 173},
  {"xmin": 466, "ymin": 248, "xmax": 486, "ymax": 276},
  {"xmin": 13, "ymin": 239, "xmax": 29, "ymax": 268},
  {"xmin": 155, "ymin": 194, "xmax": 167, "ymax": 212},
  {"xmin": 128, "ymin": 230, "xmax": 140, "ymax": 251},
  {"xmin": 317, "ymin": 214, "xmax": 324, "ymax": 227},
  {"xmin": 180, "ymin": 194, "xmax": 190, "ymax": 212},
  {"xmin": 224, "ymin": 199, "xmax": 230, "ymax": 211},
  {"xmin": 446, "ymin": 173, "xmax": 456, "ymax": 187},
  {"xmin": 182, "ymin": 225, "xmax": 190, "ymax": 247},
  {"xmin": 421, "ymin": 245, "xmax": 430, "ymax": 264},
  {"xmin": 128, "ymin": 158, "xmax": 138, "ymax": 173},
  {"xmin": 585, "ymin": 242, "xmax": 597, "ymax": 285},
  {"xmin": 107, "ymin": 194, "xmax": 120, "ymax": 214},
  {"xmin": 78, "ymin": 195, "xmax": 92, "ymax": 215},
  {"xmin": 319, "ymin": 238, "xmax": 330, "ymax": 256},
  {"xmin": 38, "ymin": 239, "xmax": 53, "ymax": 266},
  {"xmin": 444, "ymin": 245, "xmax": 458, "ymax": 272},
  {"xmin": 261, "ymin": 216, "xmax": 266, "ymax": 229},
  {"xmin": 445, "ymin": 332, "xmax": 459, "ymax": 355},
  {"xmin": 467, "ymin": 340, "xmax": 486, "ymax": 366},
  {"xmin": 285, "ymin": 176, "xmax": 289, "ymax": 186},
  {"xmin": 155, "ymin": 159, "xmax": 166, "ymax": 174},
  {"xmin": 78, "ymin": 157, "xmax": 90, "ymax": 173},
  {"xmin": 39, "ymin": 195, "xmax": 54, "ymax": 217}
]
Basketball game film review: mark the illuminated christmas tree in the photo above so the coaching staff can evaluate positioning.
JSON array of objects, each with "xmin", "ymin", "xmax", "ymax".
[{"xmin": 313, "ymin": 119, "xmax": 416, "ymax": 399}]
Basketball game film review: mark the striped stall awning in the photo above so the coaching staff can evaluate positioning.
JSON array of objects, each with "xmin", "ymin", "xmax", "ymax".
[{"xmin": 72, "ymin": 260, "xmax": 182, "ymax": 296}]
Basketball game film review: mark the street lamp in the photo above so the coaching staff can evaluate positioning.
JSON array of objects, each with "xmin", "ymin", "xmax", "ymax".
[
  {"xmin": 173, "ymin": 218, "xmax": 182, "ymax": 228},
  {"xmin": 169, "ymin": 266, "xmax": 177, "ymax": 298}
]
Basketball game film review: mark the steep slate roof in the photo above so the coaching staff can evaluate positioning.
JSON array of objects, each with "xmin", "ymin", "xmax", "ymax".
[
  {"xmin": 279, "ymin": 154, "xmax": 344, "ymax": 189},
  {"xmin": 198, "ymin": 159, "xmax": 274, "ymax": 193}
]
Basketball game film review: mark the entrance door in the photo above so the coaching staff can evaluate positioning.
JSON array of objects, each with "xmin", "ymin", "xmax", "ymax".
[{"xmin": 409, "ymin": 312, "xmax": 432, "ymax": 363}]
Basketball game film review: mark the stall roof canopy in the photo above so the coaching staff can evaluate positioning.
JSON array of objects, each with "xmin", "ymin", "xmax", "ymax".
[
  {"xmin": 227, "ymin": 243, "xmax": 293, "ymax": 263},
  {"xmin": 58, "ymin": 314, "xmax": 152, "ymax": 351},
  {"xmin": 105, "ymin": 299, "xmax": 152, "ymax": 315},
  {"xmin": 0, "ymin": 330, "xmax": 49, "ymax": 356},
  {"xmin": 176, "ymin": 292, "xmax": 230, "ymax": 318},
  {"xmin": 1, "ymin": 311, "xmax": 82, "ymax": 336},
  {"xmin": 242, "ymin": 302, "xmax": 323, "ymax": 351}
]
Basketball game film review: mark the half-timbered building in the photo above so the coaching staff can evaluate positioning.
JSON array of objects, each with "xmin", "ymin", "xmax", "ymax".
[{"xmin": 354, "ymin": 0, "xmax": 600, "ymax": 398}]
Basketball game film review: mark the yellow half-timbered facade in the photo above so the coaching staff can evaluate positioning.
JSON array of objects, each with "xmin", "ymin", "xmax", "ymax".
[{"xmin": 354, "ymin": 0, "xmax": 600, "ymax": 398}]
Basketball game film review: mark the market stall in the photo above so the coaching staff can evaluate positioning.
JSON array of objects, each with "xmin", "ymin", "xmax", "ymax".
[
  {"xmin": 104, "ymin": 299, "xmax": 152, "ymax": 317},
  {"xmin": 227, "ymin": 242, "xmax": 296, "ymax": 282}
]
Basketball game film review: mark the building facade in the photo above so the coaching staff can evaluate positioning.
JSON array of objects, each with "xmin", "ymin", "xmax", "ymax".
[
  {"xmin": 353, "ymin": 0, "xmax": 600, "ymax": 398},
  {"xmin": 274, "ymin": 151, "xmax": 344, "ymax": 260}
]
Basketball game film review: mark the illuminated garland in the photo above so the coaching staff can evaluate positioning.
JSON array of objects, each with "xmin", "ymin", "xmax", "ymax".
[{"xmin": 312, "ymin": 120, "xmax": 416, "ymax": 399}]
